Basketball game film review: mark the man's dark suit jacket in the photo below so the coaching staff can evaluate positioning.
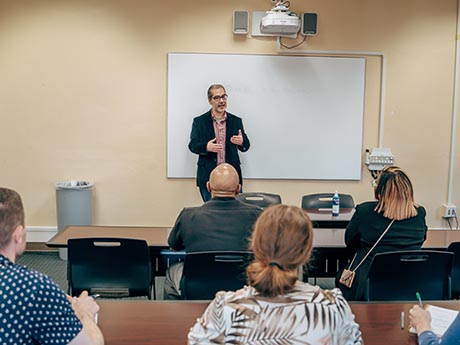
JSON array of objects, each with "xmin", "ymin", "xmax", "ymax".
[
  {"xmin": 188, "ymin": 110, "xmax": 250, "ymax": 188},
  {"xmin": 167, "ymin": 197, "xmax": 263, "ymax": 252}
]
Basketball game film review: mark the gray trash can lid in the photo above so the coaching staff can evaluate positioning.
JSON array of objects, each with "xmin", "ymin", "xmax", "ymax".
[{"xmin": 55, "ymin": 180, "xmax": 94, "ymax": 190}]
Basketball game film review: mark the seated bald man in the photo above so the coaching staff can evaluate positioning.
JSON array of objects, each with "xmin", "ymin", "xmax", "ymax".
[{"xmin": 164, "ymin": 163, "xmax": 263, "ymax": 300}]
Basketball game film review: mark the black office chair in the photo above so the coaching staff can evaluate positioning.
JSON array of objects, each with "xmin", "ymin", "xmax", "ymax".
[
  {"xmin": 301, "ymin": 193, "xmax": 355, "ymax": 210},
  {"xmin": 447, "ymin": 242, "xmax": 460, "ymax": 299},
  {"xmin": 181, "ymin": 251, "xmax": 253, "ymax": 300},
  {"xmin": 236, "ymin": 192, "xmax": 282, "ymax": 209},
  {"xmin": 365, "ymin": 250, "xmax": 454, "ymax": 301},
  {"xmin": 68, "ymin": 238, "xmax": 154, "ymax": 299},
  {"xmin": 157, "ymin": 249, "xmax": 186, "ymax": 276},
  {"xmin": 304, "ymin": 247, "xmax": 354, "ymax": 283}
]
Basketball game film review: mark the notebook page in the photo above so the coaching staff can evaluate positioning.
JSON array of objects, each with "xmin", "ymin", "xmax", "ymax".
[{"xmin": 409, "ymin": 305, "xmax": 458, "ymax": 337}]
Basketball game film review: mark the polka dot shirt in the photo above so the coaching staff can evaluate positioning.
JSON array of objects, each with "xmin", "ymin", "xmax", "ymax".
[{"xmin": 0, "ymin": 255, "xmax": 82, "ymax": 344}]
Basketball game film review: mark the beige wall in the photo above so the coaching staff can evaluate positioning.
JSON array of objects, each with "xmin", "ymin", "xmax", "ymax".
[{"xmin": 0, "ymin": 0, "xmax": 457, "ymax": 229}]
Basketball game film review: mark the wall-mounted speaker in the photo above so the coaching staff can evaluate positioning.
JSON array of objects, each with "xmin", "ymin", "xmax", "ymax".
[
  {"xmin": 301, "ymin": 13, "xmax": 318, "ymax": 36},
  {"xmin": 233, "ymin": 11, "xmax": 249, "ymax": 35}
]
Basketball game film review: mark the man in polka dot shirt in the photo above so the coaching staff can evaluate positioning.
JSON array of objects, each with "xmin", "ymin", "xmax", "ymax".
[{"xmin": 0, "ymin": 188, "xmax": 104, "ymax": 344}]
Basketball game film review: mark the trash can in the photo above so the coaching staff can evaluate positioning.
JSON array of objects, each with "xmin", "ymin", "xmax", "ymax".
[{"xmin": 55, "ymin": 180, "xmax": 93, "ymax": 260}]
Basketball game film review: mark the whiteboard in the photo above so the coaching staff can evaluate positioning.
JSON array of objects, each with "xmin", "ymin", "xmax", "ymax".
[{"xmin": 167, "ymin": 53, "xmax": 365, "ymax": 180}]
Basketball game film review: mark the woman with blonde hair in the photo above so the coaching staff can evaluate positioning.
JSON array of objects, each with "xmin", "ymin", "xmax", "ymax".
[
  {"xmin": 188, "ymin": 205, "xmax": 363, "ymax": 344},
  {"xmin": 337, "ymin": 166, "xmax": 427, "ymax": 301}
]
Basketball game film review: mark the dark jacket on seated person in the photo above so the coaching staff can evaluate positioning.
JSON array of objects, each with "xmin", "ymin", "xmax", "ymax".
[
  {"xmin": 338, "ymin": 201, "xmax": 427, "ymax": 301},
  {"xmin": 168, "ymin": 197, "xmax": 263, "ymax": 252}
]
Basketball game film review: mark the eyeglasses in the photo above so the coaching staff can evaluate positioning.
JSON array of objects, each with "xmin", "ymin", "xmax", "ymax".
[{"xmin": 211, "ymin": 94, "xmax": 228, "ymax": 101}]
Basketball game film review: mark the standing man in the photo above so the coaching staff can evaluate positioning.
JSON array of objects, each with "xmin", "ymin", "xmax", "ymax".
[
  {"xmin": 189, "ymin": 84, "xmax": 251, "ymax": 202},
  {"xmin": 0, "ymin": 188, "xmax": 103, "ymax": 344}
]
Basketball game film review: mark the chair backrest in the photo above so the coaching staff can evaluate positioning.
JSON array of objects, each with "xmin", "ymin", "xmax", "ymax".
[
  {"xmin": 304, "ymin": 247, "xmax": 355, "ymax": 280},
  {"xmin": 68, "ymin": 238, "xmax": 154, "ymax": 299},
  {"xmin": 158, "ymin": 249, "xmax": 186, "ymax": 276},
  {"xmin": 365, "ymin": 250, "xmax": 454, "ymax": 301},
  {"xmin": 236, "ymin": 192, "xmax": 281, "ymax": 209},
  {"xmin": 182, "ymin": 251, "xmax": 253, "ymax": 300},
  {"xmin": 447, "ymin": 242, "xmax": 460, "ymax": 299},
  {"xmin": 301, "ymin": 193, "xmax": 355, "ymax": 210}
]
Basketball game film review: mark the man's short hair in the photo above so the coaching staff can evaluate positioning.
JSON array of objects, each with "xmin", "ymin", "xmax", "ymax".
[
  {"xmin": 0, "ymin": 188, "xmax": 24, "ymax": 249},
  {"xmin": 207, "ymin": 84, "xmax": 226, "ymax": 100}
]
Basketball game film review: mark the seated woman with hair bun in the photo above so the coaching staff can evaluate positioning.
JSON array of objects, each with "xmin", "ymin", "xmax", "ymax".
[{"xmin": 188, "ymin": 205, "xmax": 363, "ymax": 344}]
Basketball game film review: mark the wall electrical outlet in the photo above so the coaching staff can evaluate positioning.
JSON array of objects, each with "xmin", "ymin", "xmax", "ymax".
[{"xmin": 442, "ymin": 204, "xmax": 457, "ymax": 218}]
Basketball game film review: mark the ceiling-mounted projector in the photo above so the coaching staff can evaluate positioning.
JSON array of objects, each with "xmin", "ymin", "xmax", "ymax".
[{"xmin": 260, "ymin": 2, "xmax": 300, "ymax": 35}]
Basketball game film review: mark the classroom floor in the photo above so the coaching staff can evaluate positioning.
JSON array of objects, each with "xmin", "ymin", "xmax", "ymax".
[{"xmin": 17, "ymin": 252, "xmax": 68, "ymax": 290}]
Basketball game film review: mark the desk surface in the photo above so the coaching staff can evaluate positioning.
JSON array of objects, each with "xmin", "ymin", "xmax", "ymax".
[
  {"xmin": 46, "ymin": 209, "xmax": 354, "ymax": 248},
  {"xmin": 46, "ymin": 224, "xmax": 460, "ymax": 249},
  {"xmin": 96, "ymin": 300, "xmax": 460, "ymax": 345},
  {"xmin": 46, "ymin": 225, "xmax": 347, "ymax": 248},
  {"xmin": 46, "ymin": 226, "xmax": 171, "ymax": 248},
  {"xmin": 306, "ymin": 207, "xmax": 354, "ymax": 221}
]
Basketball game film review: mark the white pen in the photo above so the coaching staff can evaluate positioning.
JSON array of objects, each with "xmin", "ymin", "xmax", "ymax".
[{"xmin": 401, "ymin": 311, "xmax": 405, "ymax": 329}]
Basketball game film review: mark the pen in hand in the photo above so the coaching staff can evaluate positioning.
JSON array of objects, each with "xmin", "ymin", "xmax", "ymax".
[{"xmin": 416, "ymin": 292, "xmax": 423, "ymax": 307}]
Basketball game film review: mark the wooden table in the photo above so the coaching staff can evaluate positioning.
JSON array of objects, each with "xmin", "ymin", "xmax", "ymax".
[
  {"xmin": 45, "ymin": 225, "xmax": 460, "ymax": 249},
  {"xmin": 96, "ymin": 300, "xmax": 460, "ymax": 344},
  {"xmin": 46, "ymin": 225, "xmax": 346, "ymax": 248},
  {"xmin": 46, "ymin": 226, "xmax": 171, "ymax": 248},
  {"xmin": 45, "ymin": 208, "xmax": 354, "ymax": 249},
  {"xmin": 425, "ymin": 230, "xmax": 460, "ymax": 247},
  {"xmin": 306, "ymin": 208, "xmax": 355, "ymax": 228}
]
